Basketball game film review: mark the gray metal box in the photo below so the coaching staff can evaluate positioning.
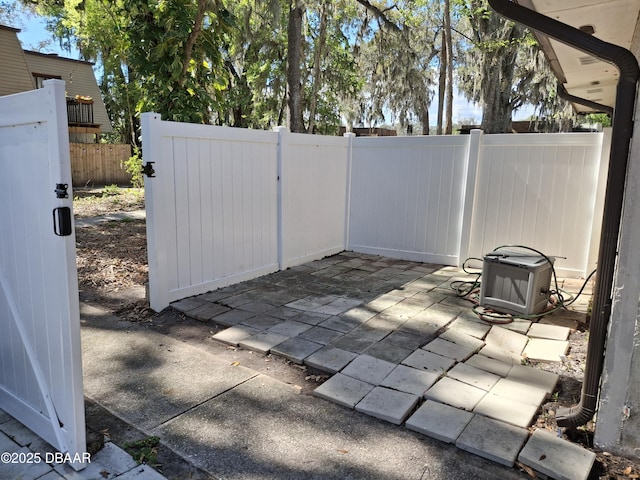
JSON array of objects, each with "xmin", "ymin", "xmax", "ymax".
[{"xmin": 479, "ymin": 250, "xmax": 554, "ymax": 316}]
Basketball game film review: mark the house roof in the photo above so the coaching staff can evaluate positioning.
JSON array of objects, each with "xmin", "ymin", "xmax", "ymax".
[
  {"xmin": 0, "ymin": 25, "xmax": 35, "ymax": 96},
  {"xmin": 515, "ymin": 0, "xmax": 640, "ymax": 113}
]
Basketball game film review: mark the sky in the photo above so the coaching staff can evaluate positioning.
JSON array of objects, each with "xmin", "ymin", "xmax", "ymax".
[{"xmin": 10, "ymin": 9, "xmax": 533, "ymax": 125}]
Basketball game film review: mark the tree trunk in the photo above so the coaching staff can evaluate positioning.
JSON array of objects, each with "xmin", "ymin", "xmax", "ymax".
[
  {"xmin": 419, "ymin": 103, "xmax": 430, "ymax": 135},
  {"xmin": 481, "ymin": 48, "xmax": 517, "ymax": 133},
  {"xmin": 181, "ymin": 0, "xmax": 208, "ymax": 85},
  {"xmin": 307, "ymin": 2, "xmax": 328, "ymax": 134},
  {"xmin": 444, "ymin": 0, "xmax": 454, "ymax": 135},
  {"xmin": 437, "ymin": 30, "xmax": 446, "ymax": 135},
  {"xmin": 287, "ymin": 2, "xmax": 305, "ymax": 133}
]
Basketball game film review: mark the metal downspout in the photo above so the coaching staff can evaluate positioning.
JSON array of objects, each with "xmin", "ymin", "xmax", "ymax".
[
  {"xmin": 487, "ymin": 0, "xmax": 639, "ymax": 428},
  {"xmin": 556, "ymin": 83, "xmax": 614, "ymax": 116}
]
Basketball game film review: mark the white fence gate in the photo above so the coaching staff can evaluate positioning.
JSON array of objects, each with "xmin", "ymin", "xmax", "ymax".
[
  {"xmin": 143, "ymin": 115, "xmax": 609, "ymax": 311},
  {"xmin": 0, "ymin": 81, "xmax": 86, "ymax": 469}
]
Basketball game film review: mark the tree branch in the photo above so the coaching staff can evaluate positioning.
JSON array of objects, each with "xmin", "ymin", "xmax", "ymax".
[
  {"xmin": 181, "ymin": 0, "xmax": 208, "ymax": 84},
  {"xmin": 354, "ymin": 0, "xmax": 401, "ymax": 32}
]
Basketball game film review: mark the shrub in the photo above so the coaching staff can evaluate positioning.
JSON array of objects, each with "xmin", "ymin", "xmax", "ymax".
[{"xmin": 125, "ymin": 147, "xmax": 144, "ymax": 188}]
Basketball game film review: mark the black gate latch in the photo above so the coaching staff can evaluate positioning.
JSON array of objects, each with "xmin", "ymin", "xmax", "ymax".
[
  {"xmin": 141, "ymin": 162, "xmax": 156, "ymax": 178},
  {"xmin": 53, "ymin": 207, "xmax": 72, "ymax": 236}
]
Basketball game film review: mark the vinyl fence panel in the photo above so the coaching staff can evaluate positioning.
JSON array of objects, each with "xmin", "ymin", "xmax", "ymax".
[
  {"xmin": 279, "ymin": 130, "xmax": 350, "ymax": 268},
  {"xmin": 348, "ymin": 135, "xmax": 471, "ymax": 265},
  {"xmin": 468, "ymin": 132, "xmax": 604, "ymax": 276}
]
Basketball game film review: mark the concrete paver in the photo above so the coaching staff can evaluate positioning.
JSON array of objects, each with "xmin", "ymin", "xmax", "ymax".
[
  {"xmin": 365, "ymin": 339, "xmax": 414, "ymax": 363},
  {"xmin": 527, "ymin": 323, "xmax": 571, "ymax": 341},
  {"xmin": 447, "ymin": 363, "xmax": 501, "ymax": 391},
  {"xmin": 213, "ymin": 309, "xmax": 256, "ymax": 326},
  {"xmin": 447, "ymin": 317, "xmax": 491, "ymax": 339},
  {"xmin": 271, "ymin": 337, "xmax": 324, "ymax": 364},
  {"xmin": 507, "ymin": 364, "xmax": 559, "ymax": 395},
  {"xmin": 355, "ymin": 387, "xmax": 419, "ymax": 425},
  {"xmin": 439, "ymin": 328, "xmax": 486, "ymax": 350},
  {"xmin": 489, "ymin": 377, "xmax": 548, "ymax": 406},
  {"xmin": 501, "ymin": 319, "xmax": 532, "ymax": 335},
  {"xmin": 305, "ymin": 346, "xmax": 358, "ymax": 373},
  {"xmin": 319, "ymin": 315, "xmax": 361, "ymax": 333},
  {"xmin": 380, "ymin": 364, "xmax": 440, "ymax": 396},
  {"xmin": 484, "ymin": 326, "xmax": 529, "ymax": 359},
  {"xmin": 473, "ymin": 393, "xmax": 540, "ymax": 428},
  {"xmin": 238, "ymin": 332, "xmax": 289, "ymax": 354},
  {"xmin": 341, "ymin": 354, "xmax": 396, "ymax": 385},
  {"xmin": 465, "ymin": 354, "xmax": 513, "ymax": 377},
  {"xmin": 456, "ymin": 415, "xmax": 529, "ymax": 467},
  {"xmin": 300, "ymin": 325, "xmax": 344, "ymax": 344},
  {"xmin": 211, "ymin": 324, "xmax": 261, "ymax": 346},
  {"xmin": 423, "ymin": 337, "xmax": 478, "ymax": 361},
  {"xmin": 401, "ymin": 349, "xmax": 456, "ymax": 374},
  {"xmin": 0, "ymin": 408, "xmax": 168, "ymax": 480},
  {"xmin": 479, "ymin": 343, "xmax": 524, "ymax": 363},
  {"xmin": 294, "ymin": 311, "xmax": 332, "ymax": 325},
  {"xmin": 268, "ymin": 319, "xmax": 313, "ymax": 337},
  {"xmin": 425, "ymin": 377, "xmax": 487, "ymax": 411},
  {"xmin": 522, "ymin": 338, "xmax": 570, "ymax": 362},
  {"xmin": 238, "ymin": 314, "xmax": 283, "ymax": 331},
  {"xmin": 406, "ymin": 400, "xmax": 474, "ymax": 443},
  {"xmin": 313, "ymin": 373, "xmax": 374, "ymax": 408},
  {"xmin": 518, "ymin": 429, "xmax": 596, "ymax": 480}
]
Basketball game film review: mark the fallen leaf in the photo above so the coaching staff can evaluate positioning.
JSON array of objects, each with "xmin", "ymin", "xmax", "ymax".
[
  {"xmin": 623, "ymin": 466, "xmax": 633, "ymax": 475},
  {"xmin": 516, "ymin": 462, "xmax": 536, "ymax": 478},
  {"xmin": 337, "ymin": 449, "xmax": 349, "ymax": 454},
  {"xmin": 539, "ymin": 454, "xmax": 546, "ymax": 461},
  {"xmin": 230, "ymin": 361, "xmax": 240, "ymax": 366}
]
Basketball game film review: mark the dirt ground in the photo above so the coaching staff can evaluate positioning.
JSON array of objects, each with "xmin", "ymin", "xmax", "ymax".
[{"xmin": 74, "ymin": 189, "xmax": 640, "ymax": 480}]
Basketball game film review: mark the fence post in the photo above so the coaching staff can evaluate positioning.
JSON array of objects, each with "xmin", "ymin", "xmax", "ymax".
[
  {"xmin": 343, "ymin": 132, "xmax": 355, "ymax": 251},
  {"xmin": 587, "ymin": 129, "xmax": 610, "ymax": 274},
  {"xmin": 274, "ymin": 126, "xmax": 289, "ymax": 270},
  {"xmin": 141, "ymin": 112, "xmax": 169, "ymax": 311},
  {"xmin": 458, "ymin": 128, "xmax": 483, "ymax": 266}
]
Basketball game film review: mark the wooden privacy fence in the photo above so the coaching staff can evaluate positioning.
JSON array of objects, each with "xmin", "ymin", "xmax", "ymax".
[
  {"xmin": 70, "ymin": 143, "xmax": 132, "ymax": 186},
  {"xmin": 142, "ymin": 112, "xmax": 609, "ymax": 311}
]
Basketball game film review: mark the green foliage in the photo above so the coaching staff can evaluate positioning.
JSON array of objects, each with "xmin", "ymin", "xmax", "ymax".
[
  {"xmin": 583, "ymin": 113, "xmax": 612, "ymax": 128},
  {"xmin": 124, "ymin": 148, "xmax": 143, "ymax": 188},
  {"xmin": 102, "ymin": 184, "xmax": 120, "ymax": 196},
  {"xmin": 25, "ymin": 0, "xmax": 573, "ymax": 136},
  {"xmin": 124, "ymin": 436, "xmax": 160, "ymax": 465}
]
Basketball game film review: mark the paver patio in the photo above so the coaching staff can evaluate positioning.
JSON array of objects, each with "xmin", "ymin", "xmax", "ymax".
[{"xmin": 174, "ymin": 251, "xmax": 596, "ymax": 480}]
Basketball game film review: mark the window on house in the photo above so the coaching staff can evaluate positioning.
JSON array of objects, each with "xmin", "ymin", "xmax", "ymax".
[{"xmin": 32, "ymin": 73, "xmax": 62, "ymax": 89}]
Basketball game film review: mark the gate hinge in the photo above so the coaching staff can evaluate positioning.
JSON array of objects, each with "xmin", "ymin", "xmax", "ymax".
[
  {"xmin": 55, "ymin": 183, "xmax": 69, "ymax": 199},
  {"xmin": 141, "ymin": 162, "xmax": 156, "ymax": 178}
]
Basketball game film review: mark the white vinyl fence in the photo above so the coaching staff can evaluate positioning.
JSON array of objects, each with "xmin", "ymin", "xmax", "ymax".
[
  {"xmin": 0, "ymin": 80, "xmax": 86, "ymax": 469},
  {"xmin": 143, "ymin": 114, "xmax": 608, "ymax": 311},
  {"xmin": 469, "ymin": 132, "xmax": 607, "ymax": 276}
]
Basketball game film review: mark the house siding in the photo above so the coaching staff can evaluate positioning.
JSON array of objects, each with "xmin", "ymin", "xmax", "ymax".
[
  {"xmin": 0, "ymin": 26, "xmax": 35, "ymax": 96},
  {"xmin": 595, "ymin": 14, "xmax": 640, "ymax": 458},
  {"xmin": 23, "ymin": 51, "xmax": 112, "ymax": 132}
]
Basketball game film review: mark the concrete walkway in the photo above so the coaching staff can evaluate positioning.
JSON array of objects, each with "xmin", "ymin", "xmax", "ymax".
[{"xmin": 75, "ymin": 209, "xmax": 146, "ymax": 228}]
